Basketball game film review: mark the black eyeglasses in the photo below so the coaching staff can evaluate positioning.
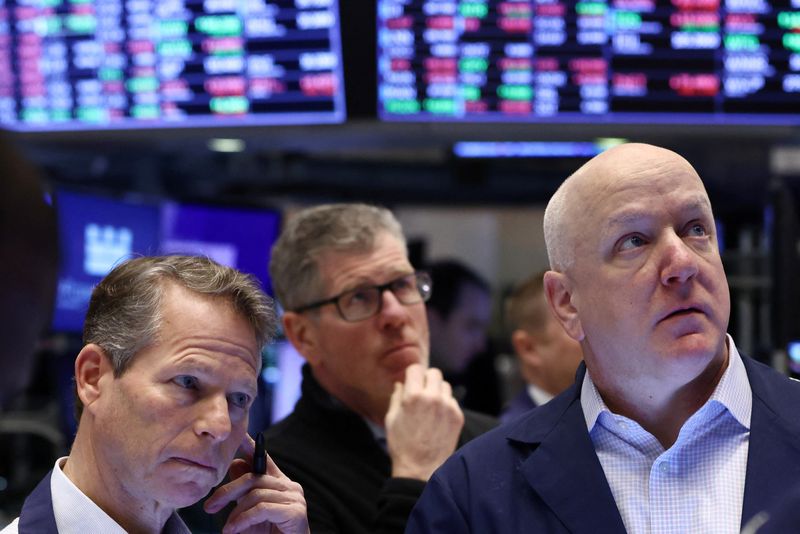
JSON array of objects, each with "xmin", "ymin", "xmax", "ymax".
[{"xmin": 293, "ymin": 271, "xmax": 432, "ymax": 322}]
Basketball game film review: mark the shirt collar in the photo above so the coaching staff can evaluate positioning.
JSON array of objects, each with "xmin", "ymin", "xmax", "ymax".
[
  {"xmin": 362, "ymin": 415, "xmax": 388, "ymax": 450},
  {"xmin": 51, "ymin": 457, "xmax": 128, "ymax": 534},
  {"xmin": 51, "ymin": 457, "xmax": 191, "ymax": 534},
  {"xmin": 581, "ymin": 334, "xmax": 752, "ymax": 432},
  {"xmin": 527, "ymin": 383, "xmax": 555, "ymax": 406}
]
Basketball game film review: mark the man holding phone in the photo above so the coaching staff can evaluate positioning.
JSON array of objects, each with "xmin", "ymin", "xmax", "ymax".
[{"xmin": 2, "ymin": 255, "xmax": 309, "ymax": 534}]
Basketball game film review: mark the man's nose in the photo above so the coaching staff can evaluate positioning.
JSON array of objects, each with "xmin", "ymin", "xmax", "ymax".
[
  {"xmin": 376, "ymin": 287, "xmax": 410, "ymax": 327},
  {"xmin": 660, "ymin": 231, "xmax": 699, "ymax": 285},
  {"xmin": 194, "ymin": 394, "xmax": 232, "ymax": 441}
]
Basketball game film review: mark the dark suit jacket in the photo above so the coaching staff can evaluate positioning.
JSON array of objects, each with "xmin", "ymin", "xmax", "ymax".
[
  {"xmin": 406, "ymin": 356, "xmax": 800, "ymax": 533},
  {"xmin": 499, "ymin": 388, "xmax": 538, "ymax": 424},
  {"xmin": 16, "ymin": 470, "xmax": 191, "ymax": 534}
]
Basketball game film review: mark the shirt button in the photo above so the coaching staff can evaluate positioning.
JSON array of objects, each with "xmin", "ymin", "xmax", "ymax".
[{"xmin": 659, "ymin": 462, "xmax": 669, "ymax": 473}]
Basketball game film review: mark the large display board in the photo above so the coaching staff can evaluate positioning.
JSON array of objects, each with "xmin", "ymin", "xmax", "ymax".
[
  {"xmin": 0, "ymin": 0, "xmax": 345, "ymax": 131},
  {"xmin": 377, "ymin": 0, "xmax": 800, "ymax": 124}
]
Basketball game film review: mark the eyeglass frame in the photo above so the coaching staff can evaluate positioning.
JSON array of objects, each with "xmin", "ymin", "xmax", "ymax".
[{"xmin": 291, "ymin": 271, "xmax": 432, "ymax": 322}]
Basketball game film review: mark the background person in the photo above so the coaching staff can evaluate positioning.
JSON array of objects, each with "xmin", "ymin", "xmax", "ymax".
[
  {"xmin": 425, "ymin": 259, "xmax": 501, "ymax": 414},
  {"xmin": 426, "ymin": 259, "xmax": 492, "ymax": 384},
  {"xmin": 407, "ymin": 143, "xmax": 800, "ymax": 533},
  {"xmin": 2, "ymin": 255, "xmax": 309, "ymax": 534},
  {"xmin": 0, "ymin": 131, "xmax": 58, "ymax": 409},
  {"xmin": 500, "ymin": 270, "xmax": 583, "ymax": 423},
  {"xmin": 265, "ymin": 203, "xmax": 496, "ymax": 534}
]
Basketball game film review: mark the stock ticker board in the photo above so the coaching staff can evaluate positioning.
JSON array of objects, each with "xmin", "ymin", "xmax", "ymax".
[
  {"xmin": 377, "ymin": 0, "xmax": 800, "ymax": 124},
  {"xmin": 0, "ymin": 0, "xmax": 345, "ymax": 131}
]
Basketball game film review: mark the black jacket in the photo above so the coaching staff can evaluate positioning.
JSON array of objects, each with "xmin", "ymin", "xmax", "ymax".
[{"xmin": 264, "ymin": 364, "xmax": 497, "ymax": 534}]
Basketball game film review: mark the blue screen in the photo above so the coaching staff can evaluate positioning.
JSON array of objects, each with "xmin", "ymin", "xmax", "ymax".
[
  {"xmin": 52, "ymin": 190, "xmax": 282, "ymax": 333},
  {"xmin": 53, "ymin": 189, "xmax": 160, "ymax": 332},
  {"xmin": 160, "ymin": 201, "xmax": 281, "ymax": 295}
]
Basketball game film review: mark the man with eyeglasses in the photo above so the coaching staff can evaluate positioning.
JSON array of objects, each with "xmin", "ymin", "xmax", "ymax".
[{"xmin": 264, "ymin": 203, "xmax": 496, "ymax": 534}]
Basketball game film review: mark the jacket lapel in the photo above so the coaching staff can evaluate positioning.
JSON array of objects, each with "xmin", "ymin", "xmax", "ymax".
[
  {"xmin": 741, "ymin": 357, "xmax": 800, "ymax": 525},
  {"xmin": 507, "ymin": 365, "xmax": 626, "ymax": 533},
  {"xmin": 19, "ymin": 470, "xmax": 58, "ymax": 534}
]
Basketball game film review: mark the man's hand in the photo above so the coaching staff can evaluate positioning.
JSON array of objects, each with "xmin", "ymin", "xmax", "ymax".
[
  {"xmin": 205, "ymin": 435, "xmax": 310, "ymax": 534},
  {"xmin": 385, "ymin": 363, "xmax": 465, "ymax": 481}
]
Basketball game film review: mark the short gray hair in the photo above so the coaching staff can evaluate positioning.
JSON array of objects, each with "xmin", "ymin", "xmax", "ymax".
[
  {"xmin": 543, "ymin": 178, "xmax": 576, "ymax": 271},
  {"xmin": 270, "ymin": 203, "xmax": 405, "ymax": 311},
  {"xmin": 77, "ymin": 255, "xmax": 276, "ymax": 418}
]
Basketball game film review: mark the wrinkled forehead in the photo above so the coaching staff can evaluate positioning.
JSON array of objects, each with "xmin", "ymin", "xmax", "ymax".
[{"xmin": 559, "ymin": 145, "xmax": 711, "ymax": 252}]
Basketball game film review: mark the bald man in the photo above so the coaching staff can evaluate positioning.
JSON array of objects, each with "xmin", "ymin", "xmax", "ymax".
[{"xmin": 407, "ymin": 143, "xmax": 800, "ymax": 533}]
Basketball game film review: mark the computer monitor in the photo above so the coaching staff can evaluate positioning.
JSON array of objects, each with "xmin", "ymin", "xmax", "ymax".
[
  {"xmin": 52, "ymin": 189, "xmax": 160, "ymax": 333},
  {"xmin": 0, "ymin": 0, "xmax": 346, "ymax": 131},
  {"xmin": 52, "ymin": 189, "xmax": 282, "ymax": 333},
  {"xmin": 160, "ymin": 200, "xmax": 281, "ymax": 295},
  {"xmin": 377, "ymin": 0, "xmax": 800, "ymax": 125}
]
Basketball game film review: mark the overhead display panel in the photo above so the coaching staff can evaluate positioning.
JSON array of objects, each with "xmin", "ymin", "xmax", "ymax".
[
  {"xmin": 377, "ymin": 0, "xmax": 800, "ymax": 124},
  {"xmin": 0, "ymin": 0, "xmax": 345, "ymax": 131}
]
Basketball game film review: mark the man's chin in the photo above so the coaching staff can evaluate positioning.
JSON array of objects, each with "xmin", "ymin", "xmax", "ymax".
[{"xmin": 160, "ymin": 481, "xmax": 215, "ymax": 509}]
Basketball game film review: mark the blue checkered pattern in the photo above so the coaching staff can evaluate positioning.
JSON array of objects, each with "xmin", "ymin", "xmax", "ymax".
[{"xmin": 581, "ymin": 336, "xmax": 752, "ymax": 534}]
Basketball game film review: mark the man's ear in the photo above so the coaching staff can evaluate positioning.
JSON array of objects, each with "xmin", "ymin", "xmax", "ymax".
[
  {"xmin": 74, "ymin": 343, "xmax": 113, "ymax": 413},
  {"xmin": 543, "ymin": 271, "xmax": 585, "ymax": 342},
  {"xmin": 282, "ymin": 312, "xmax": 321, "ymax": 366},
  {"xmin": 511, "ymin": 329, "xmax": 542, "ymax": 368}
]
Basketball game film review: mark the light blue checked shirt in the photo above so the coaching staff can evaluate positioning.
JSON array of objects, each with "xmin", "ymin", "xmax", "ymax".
[{"xmin": 582, "ymin": 336, "xmax": 752, "ymax": 534}]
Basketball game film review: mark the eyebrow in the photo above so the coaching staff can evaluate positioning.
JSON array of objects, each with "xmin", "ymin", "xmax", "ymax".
[
  {"xmin": 340, "ymin": 269, "xmax": 413, "ymax": 292},
  {"xmin": 605, "ymin": 196, "xmax": 712, "ymax": 229}
]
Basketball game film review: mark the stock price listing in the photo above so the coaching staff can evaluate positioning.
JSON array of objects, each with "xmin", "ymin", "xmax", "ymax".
[
  {"xmin": 378, "ymin": 0, "xmax": 800, "ymax": 123},
  {"xmin": 0, "ymin": 0, "xmax": 345, "ymax": 131}
]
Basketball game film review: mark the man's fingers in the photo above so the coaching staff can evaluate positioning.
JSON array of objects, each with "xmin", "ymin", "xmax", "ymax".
[
  {"xmin": 205, "ymin": 470, "xmax": 291, "ymax": 513},
  {"xmin": 227, "ymin": 458, "xmax": 251, "ymax": 483},
  {"xmin": 265, "ymin": 453, "xmax": 286, "ymax": 478},
  {"xmin": 422, "ymin": 367, "xmax": 444, "ymax": 394},
  {"xmin": 222, "ymin": 481, "xmax": 308, "ymax": 534},
  {"xmin": 239, "ymin": 432, "xmax": 256, "ymax": 458},
  {"xmin": 403, "ymin": 363, "xmax": 425, "ymax": 390}
]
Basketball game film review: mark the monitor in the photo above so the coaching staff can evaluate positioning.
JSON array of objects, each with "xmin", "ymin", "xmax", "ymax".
[
  {"xmin": 377, "ymin": 0, "xmax": 800, "ymax": 124},
  {"xmin": 52, "ymin": 189, "xmax": 282, "ymax": 333},
  {"xmin": 263, "ymin": 339, "xmax": 305, "ymax": 424},
  {"xmin": 52, "ymin": 189, "xmax": 160, "ymax": 332},
  {"xmin": 160, "ymin": 200, "xmax": 281, "ymax": 295},
  {"xmin": 0, "ymin": 0, "xmax": 346, "ymax": 131}
]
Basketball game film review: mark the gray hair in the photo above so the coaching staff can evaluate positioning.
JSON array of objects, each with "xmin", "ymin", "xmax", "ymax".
[
  {"xmin": 77, "ymin": 255, "xmax": 276, "ymax": 418},
  {"xmin": 270, "ymin": 203, "xmax": 405, "ymax": 311},
  {"xmin": 543, "ymin": 178, "xmax": 576, "ymax": 272}
]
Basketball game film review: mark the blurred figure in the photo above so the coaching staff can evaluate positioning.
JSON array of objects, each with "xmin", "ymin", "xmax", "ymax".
[
  {"xmin": 0, "ymin": 131, "xmax": 58, "ymax": 409},
  {"xmin": 426, "ymin": 260, "xmax": 492, "ymax": 391},
  {"xmin": 2, "ymin": 256, "xmax": 309, "ymax": 534},
  {"xmin": 500, "ymin": 270, "xmax": 583, "ymax": 423},
  {"xmin": 267, "ymin": 204, "xmax": 495, "ymax": 534}
]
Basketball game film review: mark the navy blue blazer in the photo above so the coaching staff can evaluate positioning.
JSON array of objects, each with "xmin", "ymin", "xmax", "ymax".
[
  {"xmin": 406, "ymin": 356, "xmax": 800, "ymax": 534},
  {"xmin": 499, "ymin": 388, "xmax": 538, "ymax": 425}
]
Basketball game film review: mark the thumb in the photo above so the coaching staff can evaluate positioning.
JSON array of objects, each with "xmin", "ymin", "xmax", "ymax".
[{"xmin": 228, "ymin": 458, "xmax": 251, "ymax": 481}]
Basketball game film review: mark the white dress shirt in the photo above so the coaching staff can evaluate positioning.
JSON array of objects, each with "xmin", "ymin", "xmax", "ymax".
[
  {"xmin": 527, "ymin": 383, "xmax": 555, "ymax": 406},
  {"xmin": 2, "ymin": 457, "xmax": 189, "ymax": 534},
  {"xmin": 581, "ymin": 335, "xmax": 752, "ymax": 534},
  {"xmin": 2, "ymin": 457, "xmax": 127, "ymax": 533}
]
